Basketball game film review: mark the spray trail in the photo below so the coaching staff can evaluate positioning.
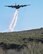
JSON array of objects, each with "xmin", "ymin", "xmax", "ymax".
[
  {"xmin": 11, "ymin": 10, "xmax": 18, "ymax": 31},
  {"xmin": 8, "ymin": 9, "xmax": 19, "ymax": 32}
]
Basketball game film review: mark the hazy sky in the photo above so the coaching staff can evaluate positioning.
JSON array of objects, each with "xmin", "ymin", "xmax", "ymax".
[{"xmin": 0, "ymin": 0, "xmax": 43, "ymax": 32}]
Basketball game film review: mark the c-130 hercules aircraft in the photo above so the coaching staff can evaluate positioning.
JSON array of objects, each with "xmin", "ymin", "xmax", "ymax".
[{"xmin": 5, "ymin": 4, "xmax": 31, "ymax": 9}]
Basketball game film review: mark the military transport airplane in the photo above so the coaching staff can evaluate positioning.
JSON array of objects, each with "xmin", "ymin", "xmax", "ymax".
[{"xmin": 5, "ymin": 4, "xmax": 31, "ymax": 9}]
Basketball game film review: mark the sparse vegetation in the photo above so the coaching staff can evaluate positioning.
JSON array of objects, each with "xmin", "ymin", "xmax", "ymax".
[
  {"xmin": 0, "ymin": 28, "xmax": 43, "ymax": 44},
  {"xmin": 0, "ymin": 28, "xmax": 43, "ymax": 54}
]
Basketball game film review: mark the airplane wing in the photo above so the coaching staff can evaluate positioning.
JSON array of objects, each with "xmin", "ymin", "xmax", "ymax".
[
  {"xmin": 20, "ymin": 4, "xmax": 31, "ymax": 7},
  {"xmin": 20, "ymin": 5, "xmax": 27, "ymax": 7},
  {"xmin": 5, "ymin": 5, "xmax": 16, "ymax": 8},
  {"xmin": 5, "ymin": 5, "xmax": 12, "ymax": 7}
]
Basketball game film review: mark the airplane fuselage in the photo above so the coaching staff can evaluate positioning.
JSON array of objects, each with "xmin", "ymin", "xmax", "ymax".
[{"xmin": 11, "ymin": 5, "xmax": 21, "ymax": 9}]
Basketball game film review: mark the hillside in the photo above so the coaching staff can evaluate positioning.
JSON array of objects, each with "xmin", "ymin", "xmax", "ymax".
[
  {"xmin": 0, "ymin": 28, "xmax": 43, "ymax": 54},
  {"xmin": 0, "ymin": 28, "xmax": 43, "ymax": 44}
]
